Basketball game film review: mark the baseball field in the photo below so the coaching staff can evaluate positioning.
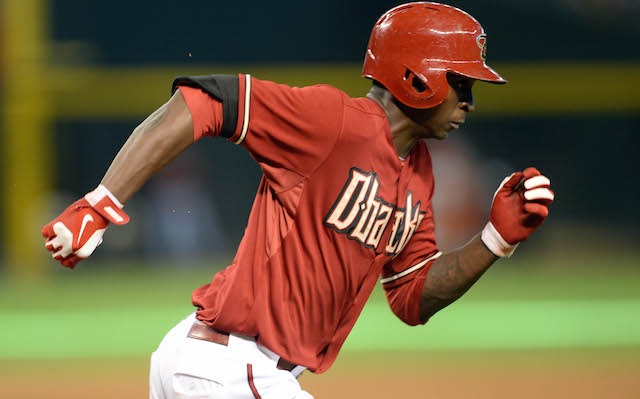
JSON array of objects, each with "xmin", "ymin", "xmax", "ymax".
[{"xmin": 2, "ymin": 253, "xmax": 639, "ymax": 398}]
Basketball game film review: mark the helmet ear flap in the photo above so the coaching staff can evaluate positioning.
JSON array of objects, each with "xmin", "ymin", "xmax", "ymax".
[{"xmin": 401, "ymin": 68, "xmax": 435, "ymax": 102}]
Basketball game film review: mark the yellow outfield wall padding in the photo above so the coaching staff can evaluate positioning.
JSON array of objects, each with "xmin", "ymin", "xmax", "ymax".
[
  {"xmin": 47, "ymin": 63, "xmax": 640, "ymax": 119},
  {"xmin": 2, "ymin": 0, "xmax": 52, "ymax": 276}
]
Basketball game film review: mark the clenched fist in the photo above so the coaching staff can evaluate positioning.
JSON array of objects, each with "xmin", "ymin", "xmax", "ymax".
[
  {"xmin": 481, "ymin": 167, "xmax": 554, "ymax": 257},
  {"xmin": 42, "ymin": 185, "xmax": 129, "ymax": 269}
]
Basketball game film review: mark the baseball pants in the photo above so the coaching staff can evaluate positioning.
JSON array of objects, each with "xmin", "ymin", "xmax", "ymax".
[{"xmin": 149, "ymin": 312, "xmax": 314, "ymax": 399}]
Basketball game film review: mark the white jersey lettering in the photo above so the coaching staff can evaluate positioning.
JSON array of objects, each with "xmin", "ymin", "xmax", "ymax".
[
  {"xmin": 325, "ymin": 168, "xmax": 425, "ymax": 256},
  {"xmin": 324, "ymin": 169, "xmax": 374, "ymax": 231}
]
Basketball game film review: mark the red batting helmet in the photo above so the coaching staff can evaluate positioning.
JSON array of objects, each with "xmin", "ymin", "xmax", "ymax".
[{"xmin": 362, "ymin": 2, "xmax": 506, "ymax": 109}]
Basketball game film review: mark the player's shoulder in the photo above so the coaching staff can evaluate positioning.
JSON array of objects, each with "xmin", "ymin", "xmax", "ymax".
[
  {"xmin": 252, "ymin": 76, "xmax": 342, "ymax": 100},
  {"xmin": 341, "ymin": 95, "xmax": 390, "ymax": 142},
  {"xmin": 298, "ymin": 83, "xmax": 350, "ymax": 108},
  {"xmin": 302, "ymin": 84, "xmax": 388, "ymax": 124},
  {"xmin": 346, "ymin": 96, "xmax": 386, "ymax": 115},
  {"xmin": 251, "ymin": 78, "xmax": 346, "ymax": 116},
  {"xmin": 251, "ymin": 76, "xmax": 382, "ymax": 115}
]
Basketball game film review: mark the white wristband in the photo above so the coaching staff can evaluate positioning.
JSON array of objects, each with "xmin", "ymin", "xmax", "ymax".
[
  {"xmin": 481, "ymin": 222, "xmax": 518, "ymax": 258},
  {"xmin": 85, "ymin": 185, "xmax": 124, "ymax": 209}
]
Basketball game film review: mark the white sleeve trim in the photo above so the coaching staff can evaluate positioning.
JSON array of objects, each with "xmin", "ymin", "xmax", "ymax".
[
  {"xmin": 233, "ymin": 74, "xmax": 252, "ymax": 145},
  {"xmin": 380, "ymin": 251, "xmax": 442, "ymax": 285}
]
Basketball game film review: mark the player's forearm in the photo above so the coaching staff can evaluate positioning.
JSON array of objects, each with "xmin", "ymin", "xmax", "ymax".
[
  {"xmin": 101, "ymin": 90, "xmax": 193, "ymax": 203},
  {"xmin": 420, "ymin": 234, "xmax": 498, "ymax": 322}
]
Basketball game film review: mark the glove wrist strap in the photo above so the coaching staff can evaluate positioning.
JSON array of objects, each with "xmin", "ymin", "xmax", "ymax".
[
  {"xmin": 84, "ymin": 185, "xmax": 130, "ymax": 225},
  {"xmin": 481, "ymin": 222, "xmax": 518, "ymax": 258},
  {"xmin": 85, "ymin": 185, "xmax": 123, "ymax": 208}
]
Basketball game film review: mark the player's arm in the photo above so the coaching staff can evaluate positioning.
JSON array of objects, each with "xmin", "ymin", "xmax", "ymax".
[
  {"xmin": 101, "ymin": 89, "xmax": 193, "ymax": 202},
  {"xmin": 41, "ymin": 89, "xmax": 194, "ymax": 268},
  {"xmin": 419, "ymin": 167, "xmax": 554, "ymax": 322},
  {"xmin": 419, "ymin": 234, "xmax": 496, "ymax": 321}
]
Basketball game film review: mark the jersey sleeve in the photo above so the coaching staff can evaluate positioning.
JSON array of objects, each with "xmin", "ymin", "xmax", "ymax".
[
  {"xmin": 177, "ymin": 85, "xmax": 223, "ymax": 142},
  {"xmin": 381, "ymin": 200, "xmax": 442, "ymax": 326},
  {"xmin": 172, "ymin": 74, "xmax": 345, "ymax": 185}
]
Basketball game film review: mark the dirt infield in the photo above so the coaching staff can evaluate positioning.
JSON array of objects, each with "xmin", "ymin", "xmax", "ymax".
[
  {"xmin": 304, "ymin": 366, "xmax": 640, "ymax": 398},
  {"xmin": 2, "ymin": 350, "xmax": 639, "ymax": 398}
]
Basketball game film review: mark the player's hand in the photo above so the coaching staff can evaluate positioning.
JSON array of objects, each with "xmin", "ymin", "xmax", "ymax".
[
  {"xmin": 481, "ymin": 167, "xmax": 554, "ymax": 257},
  {"xmin": 41, "ymin": 185, "xmax": 130, "ymax": 269}
]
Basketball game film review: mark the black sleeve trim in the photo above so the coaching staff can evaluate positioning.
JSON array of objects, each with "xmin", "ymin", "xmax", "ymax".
[{"xmin": 172, "ymin": 75, "xmax": 239, "ymax": 139}]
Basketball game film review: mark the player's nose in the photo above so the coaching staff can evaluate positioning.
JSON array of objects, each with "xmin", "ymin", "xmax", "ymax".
[{"xmin": 461, "ymin": 102, "xmax": 476, "ymax": 113}]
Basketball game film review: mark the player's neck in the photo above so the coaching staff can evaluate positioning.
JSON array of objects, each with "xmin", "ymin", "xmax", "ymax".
[{"xmin": 366, "ymin": 88, "xmax": 422, "ymax": 159}]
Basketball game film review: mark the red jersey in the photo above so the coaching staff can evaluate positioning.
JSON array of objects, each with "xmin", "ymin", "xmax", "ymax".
[{"xmin": 173, "ymin": 74, "xmax": 441, "ymax": 373}]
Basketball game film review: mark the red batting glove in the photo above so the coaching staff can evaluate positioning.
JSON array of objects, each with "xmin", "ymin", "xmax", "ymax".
[
  {"xmin": 481, "ymin": 167, "xmax": 554, "ymax": 257},
  {"xmin": 42, "ymin": 185, "xmax": 130, "ymax": 269}
]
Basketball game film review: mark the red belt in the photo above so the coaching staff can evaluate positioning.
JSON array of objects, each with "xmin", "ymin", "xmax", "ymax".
[{"xmin": 187, "ymin": 320, "xmax": 298, "ymax": 372}]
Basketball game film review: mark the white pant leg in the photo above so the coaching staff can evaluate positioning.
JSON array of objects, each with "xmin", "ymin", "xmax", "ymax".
[
  {"xmin": 244, "ymin": 362, "xmax": 314, "ymax": 399},
  {"xmin": 149, "ymin": 350, "xmax": 165, "ymax": 399},
  {"xmin": 150, "ymin": 314, "xmax": 195, "ymax": 399},
  {"xmin": 150, "ymin": 312, "xmax": 313, "ymax": 399},
  {"xmin": 224, "ymin": 334, "xmax": 314, "ymax": 399},
  {"xmin": 150, "ymin": 313, "xmax": 223, "ymax": 399}
]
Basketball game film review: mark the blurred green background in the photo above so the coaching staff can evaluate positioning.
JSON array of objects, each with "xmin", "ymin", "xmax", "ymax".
[
  {"xmin": 1, "ymin": 0, "xmax": 639, "ymax": 398},
  {"xmin": 2, "ymin": 256, "xmax": 640, "ymax": 357}
]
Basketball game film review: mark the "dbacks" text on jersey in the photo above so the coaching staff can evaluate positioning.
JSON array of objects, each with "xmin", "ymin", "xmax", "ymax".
[{"xmin": 324, "ymin": 167, "xmax": 425, "ymax": 256}]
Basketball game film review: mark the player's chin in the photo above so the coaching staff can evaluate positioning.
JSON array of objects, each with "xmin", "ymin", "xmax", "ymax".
[
  {"xmin": 431, "ymin": 132, "xmax": 448, "ymax": 140},
  {"xmin": 432, "ymin": 126, "xmax": 450, "ymax": 140},
  {"xmin": 421, "ymin": 123, "xmax": 450, "ymax": 140},
  {"xmin": 438, "ymin": 121, "xmax": 461, "ymax": 138}
]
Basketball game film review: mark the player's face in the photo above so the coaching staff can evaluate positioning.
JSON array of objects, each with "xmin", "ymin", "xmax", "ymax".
[{"xmin": 401, "ymin": 74, "xmax": 476, "ymax": 140}]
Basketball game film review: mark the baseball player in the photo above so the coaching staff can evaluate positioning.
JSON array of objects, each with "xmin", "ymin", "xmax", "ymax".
[{"xmin": 42, "ymin": 3, "xmax": 554, "ymax": 398}]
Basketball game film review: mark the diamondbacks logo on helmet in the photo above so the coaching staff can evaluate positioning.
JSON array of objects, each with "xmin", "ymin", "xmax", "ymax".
[{"xmin": 476, "ymin": 34, "xmax": 487, "ymax": 60}]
